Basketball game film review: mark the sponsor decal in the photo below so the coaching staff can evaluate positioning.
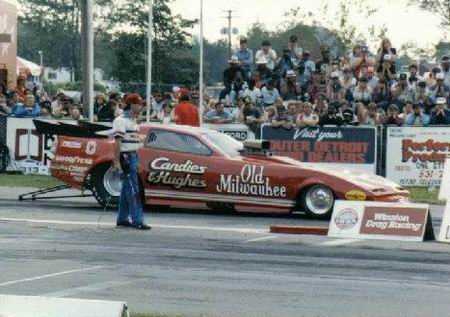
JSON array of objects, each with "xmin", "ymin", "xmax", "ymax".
[
  {"xmin": 223, "ymin": 131, "xmax": 248, "ymax": 141},
  {"xmin": 401, "ymin": 139, "xmax": 449, "ymax": 163},
  {"xmin": 334, "ymin": 208, "xmax": 359, "ymax": 230},
  {"xmin": 62, "ymin": 140, "xmax": 82, "ymax": 149},
  {"xmin": 360, "ymin": 207, "xmax": 425, "ymax": 236},
  {"xmin": 216, "ymin": 164, "xmax": 287, "ymax": 198},
  {"xmin": 147, "ymin": 157, "xmax": 207, "ymax": 189},
  {"xmin": 85, "ymin": 141, "xmax": 97, "ymax": 155},
  {"xmin": 294, "ymin": 128, "xmax": 344, "ymax": 142},
  {"xmin": 51, "ymin": 163, "xmax": 89, "ymax": 174},
  {"xmin": 345, "ymin": 190, "xmax": 367, "ymax": 201},
  {"xmin": 54, "ymin": 155, "xmax": 93, "ymax": 165}
]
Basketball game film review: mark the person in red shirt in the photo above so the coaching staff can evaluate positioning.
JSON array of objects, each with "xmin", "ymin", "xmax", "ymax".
[{"xmin": 173, "ymin": 89, "xmax": 200, "ymax": 127}]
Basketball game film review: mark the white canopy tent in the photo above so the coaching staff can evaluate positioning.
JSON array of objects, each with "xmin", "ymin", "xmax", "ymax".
[{"xmin": 16, "ymin": 56, "xmax": 42, "ymax": 77}]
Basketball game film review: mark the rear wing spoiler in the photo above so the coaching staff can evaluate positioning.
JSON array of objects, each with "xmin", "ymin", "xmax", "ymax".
[{"xmin": 33, "ymin": 119, "xmax": 111, "ymax": 138}]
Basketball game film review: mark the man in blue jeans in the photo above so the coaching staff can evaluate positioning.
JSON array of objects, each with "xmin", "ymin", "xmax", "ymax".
[{"xmin": 113, "ymin": 93, "xmax": 151, "ymax": 230}]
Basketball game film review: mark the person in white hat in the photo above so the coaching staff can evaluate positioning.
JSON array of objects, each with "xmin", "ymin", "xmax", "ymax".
[
  {"xmin": 223, "ymin": 55, "xmax": 245, "ymax": 97},
  {"xmin": 280, "ymin": 69, "xmax": 301, "ymax": 100},
  {"xmin": 430, "ymin": 97, "xmax": 450, "ymax": 125},
  {"xmin": 429, "ymin": 72, "xmax": 450, "ymax": 103},
  {"xmin": 255, "ymin": 56, "xmax": 273, "ymax": 85}
]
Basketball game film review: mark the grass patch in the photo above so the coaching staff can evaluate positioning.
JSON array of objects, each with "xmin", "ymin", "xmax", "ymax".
[
  {"xmin": 0, "ymin": 173, "xmax": 63, "ymax": 188},
  {"xmin": 408, "ymin": 186, "xmax": 444, "ymax": 205}
]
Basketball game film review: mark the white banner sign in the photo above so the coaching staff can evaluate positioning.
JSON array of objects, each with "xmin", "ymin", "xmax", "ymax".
[
  {"xmin": 386, "ymin": 126, "xmax": 450, "ymax": 187},
  {"xmin": 204, "ymin": 123, "xmax": 255, "ymax": 141},
  {"xmin": 6, "ymin": 117, "xmax": 56, "ymax": 175},
  {"xmin": 329, "ymin": 200, "xmax": 434, "ymax": 242}
]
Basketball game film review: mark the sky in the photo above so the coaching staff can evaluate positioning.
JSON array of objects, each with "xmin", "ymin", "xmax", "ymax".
[{"xmin": 170, "ymin": 0, "xmax": 444, "ymax": 51}]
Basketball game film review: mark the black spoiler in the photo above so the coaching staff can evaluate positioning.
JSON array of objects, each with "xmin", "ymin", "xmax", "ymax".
[{"xmin": 33, "ymin": 119, "xmax": 110, "ymax": 138}]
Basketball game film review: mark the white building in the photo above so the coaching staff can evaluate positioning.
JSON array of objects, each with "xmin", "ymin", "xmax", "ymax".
[{"xmin": 43, "ymin": 67, "xmax": 105, "ymax": 84}]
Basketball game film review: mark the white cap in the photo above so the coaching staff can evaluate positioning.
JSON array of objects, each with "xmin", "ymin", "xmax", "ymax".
[
  {"xmin": 436, "ymin": 97, "xmax": 447, "ymax": 104},
  {"xmin": 286, "ymin": 70, "xmax": 296, "ymax": 77},
  {"xmin": 436, "ymin": 72, "xmax": 445, "ymax": 80},
  {"xmin": 172, "ymin": 86, "xmax": 180, "ymax": 93}
]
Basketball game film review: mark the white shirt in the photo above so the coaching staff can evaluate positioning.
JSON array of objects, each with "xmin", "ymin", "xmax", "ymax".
[
  {"xmin": 112, "ymin": 111, "xmax": 143, "ymax": 152},
  {"xmin": 255, "ymin": 49, "xmax": 277, "ymax": 70}
]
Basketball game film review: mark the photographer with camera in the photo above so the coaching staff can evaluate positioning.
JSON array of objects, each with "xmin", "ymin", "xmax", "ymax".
[
  {"xmin": 326, "ymin": 72, "xmax": 345, "ymax": 104},
  {"xmin": 352, "ymin": 77, "xmax": 372, "ymax": 106},
  {"xmin": 280, "ymin": 70, "xmax": 302, "ymax": 100},
  {"xmin": 275, "ymin": 48, "xmax": 296, "ymax": 77},
  {"xmin": 297, "ymin": 51, "xmax": 316, "ymax": 89},
  {"xmin": 391, "ymin": 73, "xmax": 414, "ymax": 107},
  {"xmin": 430, "ymin": 97, "xmax": 450, "ymax": 125},
  {"xmin": 376, "ymin": 38, "xmax": 397, "ymax": 74}
]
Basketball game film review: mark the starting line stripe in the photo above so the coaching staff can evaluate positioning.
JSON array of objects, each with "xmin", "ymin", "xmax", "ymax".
[
  {"xmin": 0, "ymin": 266, "xmax": 105, "ymax": 287},
  {"xmin": 0, "ymin": 217, "xmax": 268, "ymax": 235}
]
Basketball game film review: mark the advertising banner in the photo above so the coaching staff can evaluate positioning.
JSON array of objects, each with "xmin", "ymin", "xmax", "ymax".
[
  {"xmin": 386, "ymin": 126, "xmax": 450, "ymax": 187},
  {"xmin": 6, "ymin": 117, "xmax": 55, "ymax": 175},
  {"xmin": 261, "ymin": 125, "xmax": 377, "ymax": 173},
  {"xmin": 328, "ymin": 200, "xmax": 434, "ymax": 242}
]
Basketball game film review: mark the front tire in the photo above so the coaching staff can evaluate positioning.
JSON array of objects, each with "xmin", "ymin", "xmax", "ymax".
[
  {"xmin": 91, "ymin": 163, "xmax": 121, "ymax": 209},
  {"xmin": 301, "ymin": 185, "xmax": 335, "ymax": 219}
]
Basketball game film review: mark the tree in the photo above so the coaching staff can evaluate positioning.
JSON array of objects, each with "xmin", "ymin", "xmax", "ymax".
[
  {"xmin": 109, "ymin": 0, "xmax": 197, "ymax": 86},
  {"xmin": 18, "ymin": 0, "xmax": 83, "ymax": 79},
  {"xmin": 285, "ymin": 0, "xmax": 381, "ymax": 51},
  {"xmin": 410, "ymin": 0, "xmax": 450, "ymax": 29}
]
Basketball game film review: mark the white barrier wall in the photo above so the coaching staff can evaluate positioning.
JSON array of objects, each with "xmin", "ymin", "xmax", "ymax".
[{"xmin": 386, "ymin": 126, "xmax": 450, "ymax": 187}]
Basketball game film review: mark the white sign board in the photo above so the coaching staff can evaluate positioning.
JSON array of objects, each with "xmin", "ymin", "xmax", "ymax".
[
  {"xmin": 386, "ymin": 126, "xmax": 450, "ymax": 187},
  {"xmin": 329, "ymin": 200, "xmax": 434, "ymax": 242},
  {"xmin": 6, "ymin": 117, "xmax": 56, "ymax": 175},
  {"xmin": 0, "ymin": 295, "xmax": 127, "ymax": 317},
  {"xmin": 204, "ymin": 123, "xmax": 255, "ymax": 141}
]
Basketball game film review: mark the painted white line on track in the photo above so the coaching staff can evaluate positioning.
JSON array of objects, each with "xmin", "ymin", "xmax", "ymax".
[
  {"xmin": 245, "ymin": 236, "xmax": 278, "ymax": 243},
  {"xmin": 0, "ymin": 266, "xmax": 105, "ymax": 287},
  {"xmin": 0, "ymin": 217, "xmax": 268, "ymax": 235},
  {"xmin": 318, "ymin": 239, "xmax": 360, "ymax": 247},
  {"xmin": 43, "ymin": 280, "xmax": 134, "ymax": 298}
]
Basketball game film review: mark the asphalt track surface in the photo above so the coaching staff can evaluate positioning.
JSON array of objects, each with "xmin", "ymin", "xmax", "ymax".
[{"xmin": 1, "ymin": 187, "xmax": 450, "ymax": 317}]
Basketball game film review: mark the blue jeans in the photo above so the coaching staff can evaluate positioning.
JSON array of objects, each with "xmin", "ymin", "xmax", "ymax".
[{"xmin": 117, "ymin": 152, "xmax": 145, "ymax": 225}]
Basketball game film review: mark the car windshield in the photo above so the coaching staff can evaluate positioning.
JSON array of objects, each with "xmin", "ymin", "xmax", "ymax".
[{"xmin": 202, "ymin": 131, "xmax": 243, "ymax": 157}]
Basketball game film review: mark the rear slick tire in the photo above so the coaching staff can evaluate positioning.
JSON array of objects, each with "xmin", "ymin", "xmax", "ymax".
[{"xmin": 91, "ymin": 163, "xmax": 120, "ymax": 209}]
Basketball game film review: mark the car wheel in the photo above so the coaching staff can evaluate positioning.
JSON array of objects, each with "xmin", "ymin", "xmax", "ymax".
[
  {"xmin": 91, "ymin": 163, "xmax": 121, "ymax": 209},
  {"xmin": 301, "ymin": 185, "xmax": 335, "ymax": 219}
]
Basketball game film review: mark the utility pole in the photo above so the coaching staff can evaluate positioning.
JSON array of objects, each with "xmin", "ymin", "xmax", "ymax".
[
  {"xmin": 226, "ymin": 10, "xmax": 232, "ymax": 59},
  {"xmin": 146, "ymin": 0, "xmax": 153, "ymax": 123},
  {"xmin": 199, "ymin": 0, "xmax": 204, "ymax": 126},
  {"xmin": 81, "ymin": 0, "xmax": 94, "ymax": 122},
  {"xmin": 223, "ymin": 10, "xmax": 238, "ymax": 60}
]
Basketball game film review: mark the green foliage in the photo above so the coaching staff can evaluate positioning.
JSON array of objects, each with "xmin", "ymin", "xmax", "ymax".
[
  {"xmin": 18, "ymin": 0, "xmax": 83, "ymax": 79},
  {"xmin": 110, "ymin": 0, "xmax": 197, "ymax": 86},
  {"xmin": 410, "ymin": 0, "xmax": 450, "ymax": 29}
]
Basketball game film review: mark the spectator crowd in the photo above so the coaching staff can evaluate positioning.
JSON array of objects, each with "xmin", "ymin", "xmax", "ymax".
[{"xmin": 3, "ymin": 36, "xmax": 450, "ymax": 135}]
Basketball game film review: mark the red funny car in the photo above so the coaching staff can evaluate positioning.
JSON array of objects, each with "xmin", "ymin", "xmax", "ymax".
[{"xmin": 35, "ymin": 120, "xmax": 409, "ymax": 219}]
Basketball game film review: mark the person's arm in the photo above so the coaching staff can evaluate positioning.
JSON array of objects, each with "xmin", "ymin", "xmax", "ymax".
[{"xmin": 112, "ymin": 118, "xmax": 125, "ymax": 170}]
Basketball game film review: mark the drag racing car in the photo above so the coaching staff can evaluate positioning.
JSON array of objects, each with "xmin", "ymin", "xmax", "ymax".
[{"xmin": 35, "ymin": 119, "xmax": 409, "ymax": 219}]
